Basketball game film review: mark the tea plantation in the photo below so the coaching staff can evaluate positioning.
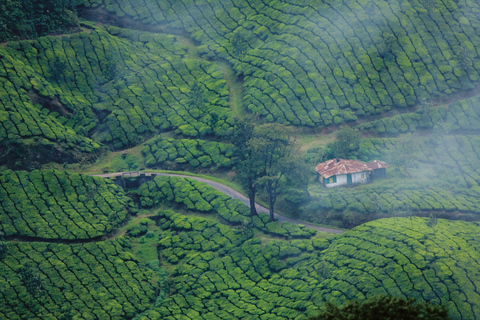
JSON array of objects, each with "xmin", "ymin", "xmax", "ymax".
[
  {"xmin": 126, "ymin": 211, "xmax": 480, "ymax": 320},
  {"xmin": 0, "ymin": 24, "xmax": 235, "ymax": 168},
  {"xmin": 0, "ymin": 241, "xmax": 156, "ymax": 319},
  {"xmin": 142, "ymin": 137, "xmax": 234, "ymax": 169},
  {"xmin": 320, "ymin": 217, "xmax": 480, "ymax": 320},
  {"xmin": 4, "ymin": 0, "xmax": 480, "ymax": 318},
  {"xmin": 138, "ymin": 175, "xmax": 316, "ymax": 238},
  {"xmin": 0, "ymin": 169, "xmax": 132, "ymax": 240},
  {"xmin": 80, "ymin": 0, "xmax": 480, "ymax": 127}
]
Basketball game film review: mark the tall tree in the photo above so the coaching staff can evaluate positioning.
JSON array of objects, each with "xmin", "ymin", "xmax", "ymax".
[
  {"xmin": 228, "ymin": 117, "xmax": 258, "ymax": 216},
  {"xmin": 231, "ymin": 32, "xmax": 249, "ymax": 75},
  {"xmin": 249, "ymin": 123, "xmax": 297, "ymax": 221},
  {"xmin": 330, "ymin": 126, "xmax": 361, "ymax": 159}
]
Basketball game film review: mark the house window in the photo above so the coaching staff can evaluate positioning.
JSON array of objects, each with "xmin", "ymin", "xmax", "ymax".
[
  {"xmin": 361, "ymin": 173, "xmax": 365, "ymax": 179},
  {"xmin": 329, "ymin": 177, "xmax": 333, "ymax": 183},
  {"xmin": 328, "ymin": 176, "xmax": 337, "ymax": 184}
]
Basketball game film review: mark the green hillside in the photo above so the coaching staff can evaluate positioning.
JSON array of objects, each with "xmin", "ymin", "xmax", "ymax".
[
  {"xmin": 79, "ymin": 0, "xmax": 480, "ymax": 126},
  {"xmin": 320, "ymin": 217, "xmax": 480, "ymax": 319},
  {"xmin": 2, "ymin": 170, "xmax": 480, "ymax": 319},
  {"xmin": 0, "ymin": 169, "xmax": 132, "ymax": 239},
  {"xmin": 4, "ymin": 0, "xmax": 480, "ymax": 319}
]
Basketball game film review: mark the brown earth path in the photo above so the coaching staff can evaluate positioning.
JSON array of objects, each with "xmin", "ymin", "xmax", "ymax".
[{"xmin": 91, "ymin": 171, "xmax": 345, "ymax": 234}]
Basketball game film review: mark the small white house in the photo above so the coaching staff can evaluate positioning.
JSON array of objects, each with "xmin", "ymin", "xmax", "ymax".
[{"xmin": 315, "ymin": 158, "xmax": 388, "ymax": 187}]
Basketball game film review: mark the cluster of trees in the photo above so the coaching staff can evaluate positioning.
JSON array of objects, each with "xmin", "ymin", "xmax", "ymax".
[
  {"xmin": 142, "ymin": 138, "xmax": 234, "ymax": 169},
  {"xmin": 309, "ymin": 295, "xmax": 449, "ymax": 320},
  {"xmin": 138, "ymin": 176, "xmax": 315, "ymax": 238},
  {"xmin": 0, "ymin": 0, "xmax": 79, "ymax": 42},
  {"xmin": 228, "ymin": 119, "xmax": 310, "ymax": 221}
]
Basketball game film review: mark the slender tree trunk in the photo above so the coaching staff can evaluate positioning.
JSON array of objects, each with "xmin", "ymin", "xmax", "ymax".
[
  {"xmin": 267, "ymin": 181, "xmax": 276, "ymax": 221},
  {"xmin": 268, "ymin": 191, "xmax": 275, "ymax": 221},
  {"xmin": 248, "ymin": 177, "xmax": 257, "ymax": 216}
]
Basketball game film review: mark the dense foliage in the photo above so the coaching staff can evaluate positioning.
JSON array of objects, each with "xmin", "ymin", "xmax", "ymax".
[
  {"xmin": 0, "ymin": 0, "xmax": 79, "ymax": 42},
  {"xmin": 135, "ymin": 209, "xmax": 331, "ymax": 319},
  {"xmin": 132, "ymin": 212, "xmax": 471, "ymax": 319},
  {"xmin": 80, "ymin": 0, "xmax": 480, "ymax": 127},
  {"xmin": 308, "ymin": 295, "xmax": 449, "ymax": 320},
  {"xmin": 0, "ymin": 241, "xmax": 156, "ymax": 319},
  {"xmin": 138, "ymin": 175, "xmax": 316, "ymax": 238},
  {"xmin": 0, "ymin": 24, "xmax": 234, "ymax": 168},
  {"xmin": 319, "ymin": 218, "xmax": 480, "ymax": 319},
  {"xmin": 142, "ymin": 137, "xmax": 234, "ymax": 169},
  {"xmin": 0, "ymin": 169, "xmax": 132, "ymax": 239}
]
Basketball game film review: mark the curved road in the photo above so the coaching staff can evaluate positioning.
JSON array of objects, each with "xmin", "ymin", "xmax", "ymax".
[{"xmin": 91, "ymin": 171, "xmax": 345, "ymax": 234}]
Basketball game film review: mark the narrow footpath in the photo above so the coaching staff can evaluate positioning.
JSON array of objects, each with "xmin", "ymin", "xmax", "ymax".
[{"xmin": 91, "ymin": 171, "xmax": 345, "ymax": 234}]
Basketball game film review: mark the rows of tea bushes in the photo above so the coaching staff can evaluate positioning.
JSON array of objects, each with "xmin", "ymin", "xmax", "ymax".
[
  {"xmin": 362, "ymin": 134, "xmax": 480, "ymax": 189},
  {"xmin": 319, "ymin": 217, "xmax": 480, "ymax": 319},
  {"xmin": 142, "ymin": 138, "xmax": 234, "ymax": 169},
  {"xmin": 79, "ymin": 0, "xmax": 480, "ymax": 127},
  {"xmin": 138, "ymin": 175, "xmax": 316, "ymax": 238},
  {"xmin": 135, "ymin": 210, "xmax": 331, "ymax": 319},
  {"xmin": 359, "ymin": 95, "xmax": 480, "ymax": 135},
  {"xmin": 0, "ymin": 45, "xmax": 101, "ymax": 166},
  {"xmin": 0, "ymin": 169, "xmax": 132, "ymax": 240},
  {"xmin": 304, "ymin": 134, "xmax": 480, "ymax": 227},
  {"xmin": 0, "ymin": 240, "xmax": 156, "ymax": 319},
  {"xmin": 1, "ymin": 24, "xmax": 234, "ymax": 151}
]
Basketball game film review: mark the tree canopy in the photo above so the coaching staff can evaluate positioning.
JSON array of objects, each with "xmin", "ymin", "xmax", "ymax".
[{"xmin": 308, "ymin": 295, "xmax": 450, "ymax": 320}]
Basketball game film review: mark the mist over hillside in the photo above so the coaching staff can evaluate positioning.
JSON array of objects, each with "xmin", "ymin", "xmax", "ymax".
[{"xmin": 2, "ymin": 0, "xmax": 480, "ymax": 319}]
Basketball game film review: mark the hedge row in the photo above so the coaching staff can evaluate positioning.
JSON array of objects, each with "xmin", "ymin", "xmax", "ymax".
[
  {"xmin": 319, "ymin": 217, "xmax": 480, "ymax": 320},
  {"xmin": 79, "ymin": 0, "xmax": 480, "ymax": 126},
  {"xmin": 0, "ymin": 169, "xmax": 132, "ymax": 240},
  {"xmin": 138, "ymin": 175, "xmax": 316, "ymax": 238},
  {"xmin": 0, "ymin": 241, "xmax": 156, "ymax": 319},
  {"xmin": 142, "ymin": 137, "xmax": 234, "ymax": 169},
  {"xmin": 358, "ymin": 95, "xmax": 480, "ymax": 135},
  {"xmin": 1, "ymin": 24, "xmax": 235, "ymax": 150},
  {"xmin": 135, "ymin": 209, "xmax": 330, "ymax": 319}
]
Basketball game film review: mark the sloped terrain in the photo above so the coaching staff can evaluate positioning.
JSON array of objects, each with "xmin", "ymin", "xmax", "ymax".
[
  {"xmin": 79, "ymin": 0, "xmax": 480, "ymax": 126},
  {"xmin": 0, "ymin": 169, "xmax": 132, "ymax": 240},
  {"xmin": 0, "ymin": 241, "xmax": 156, "ymax": 319},
  {"xmin": 320, "ymin": 217, "xmax": 480, "ymax": 319}
]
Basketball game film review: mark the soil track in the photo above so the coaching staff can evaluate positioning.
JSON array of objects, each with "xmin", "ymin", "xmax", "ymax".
[{"xmin": 91, "ymin": 171, "xmax": 345, "ymax": 234}]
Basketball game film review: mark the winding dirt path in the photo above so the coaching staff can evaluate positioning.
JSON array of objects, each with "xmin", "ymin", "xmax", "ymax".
[{"xmin": 91, "ymin": 171, "xmax": 345, "ymax": 234}]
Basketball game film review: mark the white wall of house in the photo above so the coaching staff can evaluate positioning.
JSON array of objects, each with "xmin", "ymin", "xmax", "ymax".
[
  {"xmin": 352, "ymin": 171, "xmax": 369, "ymax": 184},
  {"xmin": 326, "ymin": 174, "xmax": 347, "ymax": 187},
  {"xmin": 325, "ymin": 172, "xmax": 369, "ymax": 187}
]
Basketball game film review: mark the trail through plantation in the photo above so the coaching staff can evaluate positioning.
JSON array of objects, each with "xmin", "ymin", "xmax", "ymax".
[{"xmin": 92, "ymin": 171, "xmax": 345, "ymax": 234}]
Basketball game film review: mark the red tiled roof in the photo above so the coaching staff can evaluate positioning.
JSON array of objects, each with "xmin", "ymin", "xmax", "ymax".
[
  {"xmin": 366, "ymin": 160, "xmax": 388, "ymax": 170},
  {"xmin": 315, "ymin": 158, "xmax": 370, "ymax": 178}
]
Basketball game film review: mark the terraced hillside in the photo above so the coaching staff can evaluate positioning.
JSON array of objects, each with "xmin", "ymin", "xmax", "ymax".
[
  {"xmin": 0, "ymin": 169, "xmax": 132, "ymax": 240},
  {"xmin": 0, "ymin": 24, "xmax": 234, "ymax": 168},
  {"xmin": 2, "ymin": 171, "xmax": 480, "ymax": 319},
  {"xmin": 124, "ymin": 211, "xmax": 480, "ymax": 320},
  {"xmin": 80, "ymin": 0, "xmax": 480, "ymax": 127},
  {"xmin": 320, "ymin": 217, "xmax": 480, "ymax": 320},
  {"xmin": 302, "ymin": 95, "xmax": 480, "ymax": 227}
]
